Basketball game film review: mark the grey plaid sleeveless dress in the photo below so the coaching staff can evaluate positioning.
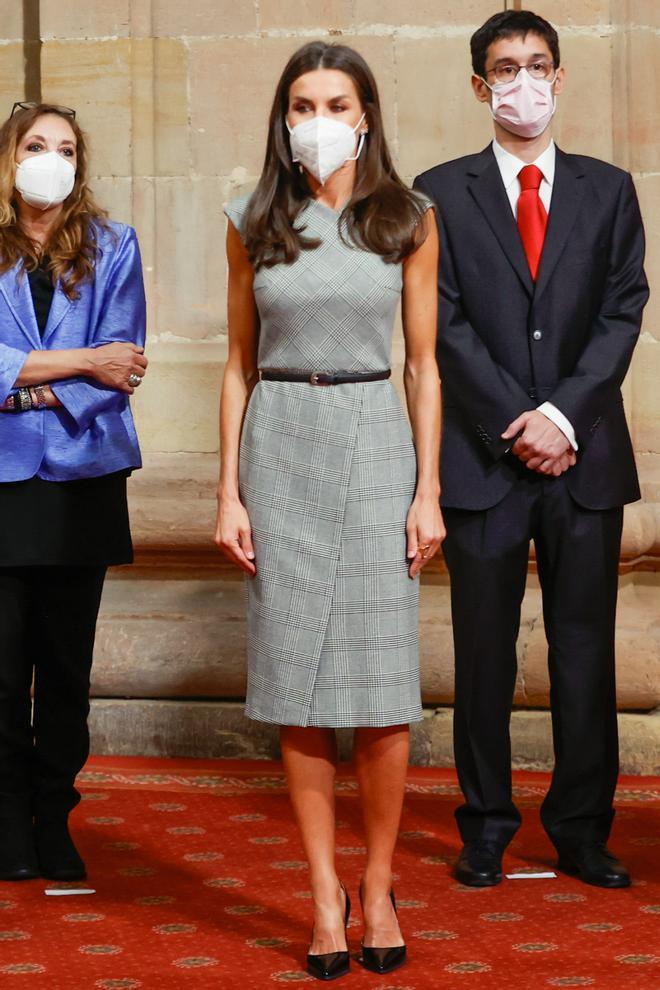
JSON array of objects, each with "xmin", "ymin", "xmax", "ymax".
[{"xmin": 225, "ymin": 194, "xmax": 425, "ymax": 727}]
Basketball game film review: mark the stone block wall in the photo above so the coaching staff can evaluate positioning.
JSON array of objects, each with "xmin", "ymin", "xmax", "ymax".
[
  {"xmin": 34, "ymin": 1, "xmax": 660, "ymax": 543},
  {"xmin": 7, "ymin": 1, "xmax": 659, "ymax": 766}
]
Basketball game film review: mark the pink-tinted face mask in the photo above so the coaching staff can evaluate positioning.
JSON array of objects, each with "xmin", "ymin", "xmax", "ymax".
[{"xmin": 485, "ymin": 67, "xmax": 557, "ymax": 139}]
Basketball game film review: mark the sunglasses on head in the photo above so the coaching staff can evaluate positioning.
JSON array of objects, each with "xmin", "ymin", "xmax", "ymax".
[{"xmin": 11, "ymin": 101, "xmax": 76, "ymax": 119}]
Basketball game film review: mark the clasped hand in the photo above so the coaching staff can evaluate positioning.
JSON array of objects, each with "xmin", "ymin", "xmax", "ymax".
[
  {"xmin": 502, "ymin": 410, "xmax": 576, "ymax": 476},
  {"xmin": 90, "ymin": 343, "xmax": 148, "ymax": 393}
]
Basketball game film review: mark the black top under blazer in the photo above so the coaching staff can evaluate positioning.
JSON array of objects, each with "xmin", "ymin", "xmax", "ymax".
[{"xmin": 414, "ymin": 144, "xmax": 649, "ymax": 511}]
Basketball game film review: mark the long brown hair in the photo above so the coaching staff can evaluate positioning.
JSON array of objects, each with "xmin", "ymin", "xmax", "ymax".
[
  {"xmin": 0, "ymin": 104, "xmax": 111, "ymax": 299},
  {"xmin": 243, "ymin": 41, "xmax": 427, "ymax": 270}
]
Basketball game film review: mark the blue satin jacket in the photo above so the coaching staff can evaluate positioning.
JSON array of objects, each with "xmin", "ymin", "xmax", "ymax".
[{"xmin": 0, "ymin": 222, "xmax": 146, "ymax": 482}]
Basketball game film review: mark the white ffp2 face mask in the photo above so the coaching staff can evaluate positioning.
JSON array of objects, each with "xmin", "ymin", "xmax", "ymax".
[
  {"xmin": 286, "ymin": 113, "xmax": 366, "ymax": 185},
  {"xmin": 15, "ymin": 151, "xmax": 76, "ymax": 210},
  {"xmin": 485, "ymin": 68, "xmax": 557, "ymax": 139}
]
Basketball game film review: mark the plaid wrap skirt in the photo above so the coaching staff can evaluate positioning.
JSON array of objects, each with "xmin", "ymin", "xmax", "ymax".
[{"xmin": 239, "ymin": 378, "xmax": 422, "ymax": 727}]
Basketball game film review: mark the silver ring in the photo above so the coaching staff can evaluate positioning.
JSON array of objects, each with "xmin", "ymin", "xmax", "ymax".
[{"xmin": 127, "ymin": 373, "xmax": 142, "ymax": 387}]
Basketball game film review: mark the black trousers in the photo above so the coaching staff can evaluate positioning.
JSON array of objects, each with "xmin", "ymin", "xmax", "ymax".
[
  {"xmin": 443, "ymin": 471, "xmax": 623, "ymax": 850},
  {"xmin": 0, "ymin": 565, "xmax": 106, "ymax": 821}
]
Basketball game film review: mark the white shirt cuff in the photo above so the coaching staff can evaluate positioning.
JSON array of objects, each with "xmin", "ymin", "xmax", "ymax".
[{"xmin": 537, "ymin": 402, "xmax": 579, "ymax": 451}]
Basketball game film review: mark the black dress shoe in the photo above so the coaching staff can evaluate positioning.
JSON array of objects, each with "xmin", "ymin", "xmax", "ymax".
[
  {"xmin": 35, "ymin": 820, "xmax": 86, "ymax": 881},
  {"xmin": 0, "ymin": 818, "xmax": 39, "ymax": 881},
  {"xmin": 556, "ymin": 842, "xmax": 631, "ymax": 889},
  {"xmin": 455, "ymin": 840, "xmax": 503, "ymax": 887},
  {"xmin": 306, "ymin": 884, "xmax": 351, "ymax": 981},
  {"xmin": 359, "ymin": 890, "xmax": 407, "ymax": 975}
]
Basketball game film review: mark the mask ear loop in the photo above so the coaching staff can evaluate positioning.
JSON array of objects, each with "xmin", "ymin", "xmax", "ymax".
[
  {"xmin": 546, "ymin": 71, "xmax": 558, "ymax": 116},
  {"xmin": 346, "ymin": 132, "xmax": 366, "ymax": 163},
  {"xmin": 284, "ymin": 117, "xmax": 301, "ymax": 164},
  {"xmin": 346, "ymin": 112, "xmax": 367, "ymax": 162}
]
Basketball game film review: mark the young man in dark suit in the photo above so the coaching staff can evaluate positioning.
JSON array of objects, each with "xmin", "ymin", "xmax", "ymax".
[{"xmin": 414, "ymin": 9, "xmax": 648, "ymax": 889}]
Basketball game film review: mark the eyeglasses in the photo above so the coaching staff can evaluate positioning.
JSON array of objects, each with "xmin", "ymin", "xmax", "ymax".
[
  {"xmin": 11, "ymin": 101, "xmax": 76, "ymax": 119},
  {"xmin": 485, "ymin": 60, "xmax": 555, "ymax": 85}
]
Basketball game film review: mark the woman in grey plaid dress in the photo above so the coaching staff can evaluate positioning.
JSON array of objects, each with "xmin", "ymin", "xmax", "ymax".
[{"xmin": 216, "ymin": 42, "xmax": 443, "ymax": 980}]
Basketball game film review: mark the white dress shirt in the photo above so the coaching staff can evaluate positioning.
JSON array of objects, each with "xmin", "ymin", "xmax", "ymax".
[{"xmin": 492, "ymin": 139, "xmax": 578, "ymax": 451}]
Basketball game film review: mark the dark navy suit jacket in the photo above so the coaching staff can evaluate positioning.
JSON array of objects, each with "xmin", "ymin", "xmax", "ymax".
[{"xmin": 414, "ymin": 145, "xmax": 649, "ymax": 511}]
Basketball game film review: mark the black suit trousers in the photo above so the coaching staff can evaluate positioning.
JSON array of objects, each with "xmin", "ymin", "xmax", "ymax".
[
  {"xmin": 442, "ymin": 468, "xmax": 623, "ymax": 849},
  {"xmin": 0, "ymin": 565, "xmax": 106, "ymax": 821}
]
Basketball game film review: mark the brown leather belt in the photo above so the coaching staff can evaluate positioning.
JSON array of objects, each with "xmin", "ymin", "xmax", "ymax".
[{"xmin": 260, "ymin": 368, "xmax": 391, "ymax": 386}]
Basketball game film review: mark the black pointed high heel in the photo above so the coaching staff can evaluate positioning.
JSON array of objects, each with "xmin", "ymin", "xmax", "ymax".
[
  {"xmin": 306, "ymin": 883, "xmax": 351, "ymax": 981},
  {"xmin": 359, "ymin": 888, "xmax": 407, "ymax": 975}
]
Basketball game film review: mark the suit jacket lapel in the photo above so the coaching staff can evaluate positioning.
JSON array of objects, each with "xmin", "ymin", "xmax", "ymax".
[
  {"xmin": 534, "ymin": 148, "xmax": 586, "ymax": 300},
  {"xmin": 0, "ymin": 263, "xmax": 42, "ymax": 348},
  {"xmin": 41, "ymin": 281, "xmax": 73, "ymax": 344},
  {"xmin": 467, "ymin": 145, "xmax": 534, "ymax": 298}
]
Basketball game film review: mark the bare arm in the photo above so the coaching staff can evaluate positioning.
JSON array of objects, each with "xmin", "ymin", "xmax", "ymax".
[
  {"xmin": 15, "ymin": 347, "xmax": 94, "ymax": 385},
  {"xmin": 215, "ymin": 221, "xmax": 260, "ymax": 575},
  {"xmin": 1, "ymin": 342, "xmax": 148, "ymax": 411},
  {"xmin": 9, "ymin": 350, "xmax": 91, "ymax": 410},
  {"xmin": 401, "ymin": 209, "xmax": 445, "ymax": 578},
  {"xmin": 14, "ymin": 344, "xmax": 147, "ymax": 391}
]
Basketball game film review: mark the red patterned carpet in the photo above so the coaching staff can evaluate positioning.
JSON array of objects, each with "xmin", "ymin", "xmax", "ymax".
[{"xmin": 0, "ymin": 757, "xmax": 658, "ymax": 989}]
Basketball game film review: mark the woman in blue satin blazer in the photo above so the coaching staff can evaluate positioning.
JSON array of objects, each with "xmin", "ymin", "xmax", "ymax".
[{"xmin": 0, "ymin": 103, "xmax": 147, "ymax": 884}]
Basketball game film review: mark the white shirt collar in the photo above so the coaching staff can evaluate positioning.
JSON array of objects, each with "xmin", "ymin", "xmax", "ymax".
[{"xmin": 492, "ymin": 138, "xmax": 556, "ymax": 190}]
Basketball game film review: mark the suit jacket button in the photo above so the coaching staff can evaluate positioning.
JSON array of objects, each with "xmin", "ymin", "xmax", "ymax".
[{"xmin": 532, "ymin": 329, "xmax": 543, "ymax": 341}]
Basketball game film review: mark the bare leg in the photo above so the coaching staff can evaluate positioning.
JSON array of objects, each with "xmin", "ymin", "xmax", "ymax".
[
  {"xmin": 280, "ymin": 726, "xmax": 347, "ymax": 955},
  {"xmin": 354, "ymin": 725, "xmax": 409, "ymax": 947}
]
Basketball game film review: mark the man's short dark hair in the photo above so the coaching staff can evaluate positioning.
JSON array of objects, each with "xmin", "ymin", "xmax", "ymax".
[{"xmin": 470, "ymin": 10, "xmax": 561, "ymax": 79}]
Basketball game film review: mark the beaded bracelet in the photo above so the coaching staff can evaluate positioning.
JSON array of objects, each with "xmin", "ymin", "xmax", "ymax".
[
  {"xmin": 32, "ymin": 384, "xmax": 48, "ymax": 408},
  {"xmin": 15, "ymin": 387, "xmax": 33, "ymax": 412}
]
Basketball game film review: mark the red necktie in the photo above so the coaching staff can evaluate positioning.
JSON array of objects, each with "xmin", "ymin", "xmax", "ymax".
[{"xmin": 517, "ymin": 164, "xmax": 548, "ymax": 281}]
